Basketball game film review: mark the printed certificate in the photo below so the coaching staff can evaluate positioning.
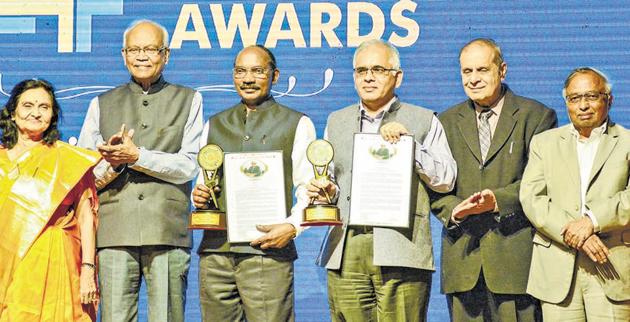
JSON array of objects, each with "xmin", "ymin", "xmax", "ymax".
[
  {"xmin": 224, "ymin": 151, "xmax": 286, "ymax": 242},
  {"xmin": 349, "ymin": 133, "xmax": 414, "ymax": 228}
]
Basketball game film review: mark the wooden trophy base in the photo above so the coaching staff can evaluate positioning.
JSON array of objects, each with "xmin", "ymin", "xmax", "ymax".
[
  {"xmin": 302, "ymin": 204, "xmax": 342, "ymax": 226},
  {"xmin": 189, "ymin": 209, "xmax": 226, "ymax": 230}
]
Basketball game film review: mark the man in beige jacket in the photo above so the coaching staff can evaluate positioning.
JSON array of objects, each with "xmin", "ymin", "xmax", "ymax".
[{"xmin": 520, "ymin": 67, "xmax": 630, "ymax": 321}]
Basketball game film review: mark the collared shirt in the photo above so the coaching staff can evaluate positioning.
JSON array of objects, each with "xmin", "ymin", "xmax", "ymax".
[
  {"xmin": 196, "ymin": 99, "xmax": 316, "ymax": 234},
  {"xmin": 327, "ymin": 96, "xmax": 457, "ymax": 193},
  {"xmin": 570, "ymin": 121, "xmax": 608, "ymax": 232},
  {"xmin": 474, "ymin": 95, "xmax": 506, "ymax": 138},
  {"xmin": 78, "ymin": 78, "xmax": 204, "ymax": 188}
]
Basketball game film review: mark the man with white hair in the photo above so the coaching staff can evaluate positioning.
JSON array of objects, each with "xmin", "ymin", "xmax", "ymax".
[
  {"xmin": 78, "ymin": 20, "xmax": 203, "ymax": 322},
  {"xmin": 312, "ymin": 39, "xmax": 456, "ymax": 321},
  {"xmin": 520, "ymin": 67, "xmax": 630, "ymax": 321}
]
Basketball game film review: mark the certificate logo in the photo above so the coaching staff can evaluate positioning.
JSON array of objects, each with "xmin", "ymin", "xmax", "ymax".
[
  {"xmin": 240, "ymin": 160, "xmax": 267, "ymax": 178},
  {"xmin": 369, "ymin": 144, "xmax": 397, "ymax": 160}
]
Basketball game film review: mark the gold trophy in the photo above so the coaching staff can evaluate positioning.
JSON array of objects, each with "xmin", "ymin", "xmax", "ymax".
[
  {"xmin": 302, "ymin": 140, "xmax": 342, "ymax": 226},
  {"xmin": 189, "ymin": 144, "xmax": 226, "ymax": 230}
]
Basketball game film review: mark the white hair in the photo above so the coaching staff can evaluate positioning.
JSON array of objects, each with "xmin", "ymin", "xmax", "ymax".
[
  {"xmin": 352, "ymin": 39, "xmax": 401, "ymax": 70},
  {"xmin": 122, "ymin": 19, "xmax": 169, "ymax": 48},
  {"xmin": 562, "ymin": 67, "xmax": 613, "ymax": 100}
]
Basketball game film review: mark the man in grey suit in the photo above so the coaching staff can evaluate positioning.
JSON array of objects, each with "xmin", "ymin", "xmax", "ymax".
[
  {"xmin": 520, "ymin": 67, "xmax": 630, "ymax": 321},
  {"xmin": 312, "ymin": 39, "xmax": 457, "ymax": 322},
  {"xmin": 431, "ymin": 38, "xmax": 557, "ymax": 322},
  {"xmin": 78, "ymin": 20, "xmax": 203, "ymax": 322}
]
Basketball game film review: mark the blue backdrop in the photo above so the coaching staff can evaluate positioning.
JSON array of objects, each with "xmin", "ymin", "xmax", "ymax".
[{"xmin": 2, "ymin": 1, "xmax": 629, "ymax": 321}]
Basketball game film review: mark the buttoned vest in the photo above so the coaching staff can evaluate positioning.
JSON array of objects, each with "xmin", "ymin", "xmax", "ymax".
[
  {"xmin": 96, "ymin": 79, "xmax": 194, "ymax": 248},
  {"xmin": 317, "ymin": 100, "xmax": 436, "ymax": 270},
  {"xmin": 197, "ymin": 99, "xmax": 303, "ymax": 260}
]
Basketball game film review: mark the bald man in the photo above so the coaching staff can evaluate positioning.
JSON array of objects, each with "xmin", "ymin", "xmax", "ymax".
[
  {"xmin": 78, "ymin": 20, "xmax": 203, "ymax": 322},
  {"xmin": 192, "ymin": 45, "xmax": 315, "ymax": 322}
]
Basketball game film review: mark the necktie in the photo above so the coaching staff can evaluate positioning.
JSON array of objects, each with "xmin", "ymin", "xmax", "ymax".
[{"xmin": 479, "ymin": 109, "xmax": 493, "ymax": 162}]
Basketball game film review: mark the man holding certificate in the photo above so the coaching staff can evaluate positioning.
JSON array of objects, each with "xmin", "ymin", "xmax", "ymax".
[
  {"xmin": 191, "ymin": 45, "xmax": 316, "ymax": 322},
  {"xmin": 312, "ymin": 39, "xmax": 457, "ymax": 322}
]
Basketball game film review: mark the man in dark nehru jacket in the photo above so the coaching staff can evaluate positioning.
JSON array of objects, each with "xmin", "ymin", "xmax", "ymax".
[
  {"xmin": 191, "ymin": 45, "xmax": 316, "ymax": 322},
  {"xmin": 312, "ymin": 39, "xmax": 457, "ymax": 322},
  {"xmin": 78, "ymin": 20, "xmax": 203, "ymax": 322},
  {"xmin": 431, "ymin": 38, "xmax": 557, "ymax": 322}
]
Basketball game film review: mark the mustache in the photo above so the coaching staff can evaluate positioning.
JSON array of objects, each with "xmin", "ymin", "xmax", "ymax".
[{"xmin": 239, "ymin": 85, "xmax": 260, "ymax": 90}]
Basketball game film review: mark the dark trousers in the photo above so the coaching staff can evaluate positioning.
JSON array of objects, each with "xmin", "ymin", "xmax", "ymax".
[{"xmin": 447, "ymin": 272, "xmax": 541, "ymax": 322}]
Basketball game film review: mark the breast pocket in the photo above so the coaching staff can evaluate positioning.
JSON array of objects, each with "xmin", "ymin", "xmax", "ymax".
[{"xmin": 599, "ymin": 160, "xmax": 630, "ymax": 188}]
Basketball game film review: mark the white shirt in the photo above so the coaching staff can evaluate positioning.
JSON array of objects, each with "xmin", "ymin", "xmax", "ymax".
[
  {"xmin": 572, "ymin": 121, "xmax": 607, "ymax": 232},
  {"xmin": 78, "ymin": 90, "xmax": 204, "ymax": 189},
  {"xmin": 330, "ymin": 97, "xmax": 456, "ymax": 193}
]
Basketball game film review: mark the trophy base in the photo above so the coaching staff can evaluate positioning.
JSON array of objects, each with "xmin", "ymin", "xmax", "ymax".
[
  {"xmin": 302, "ymin": 204, "xmax": 342, "ymax": 227},
  {"xmin": 189, "ymin": 209, "xmax": 226, "ymax": 230}
]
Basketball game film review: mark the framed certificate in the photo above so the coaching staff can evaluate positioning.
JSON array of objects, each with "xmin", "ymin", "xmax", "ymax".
[
  {"xmin": 224, "ymin": 151, "xmax": 286, "ymax": 242},
  {"xmin": 348, "ymin": 133, "xmax": 414, "ymax": 228}
]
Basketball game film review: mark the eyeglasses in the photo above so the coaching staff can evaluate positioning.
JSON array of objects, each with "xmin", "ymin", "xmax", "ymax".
[
  {"xmin": 354, "ymin": 65, "xmax": 399, "ymax": 77},
  {"xmin": 565, "ymin": 91, "xmax": 609, "ymax": 104},
  {"xmin": 233, "ymin": 67, "xmax": 272, "ymax": 79},
  {"xmin": 124, "ymin": 46, "xmax": 167, "ymax": 57}
]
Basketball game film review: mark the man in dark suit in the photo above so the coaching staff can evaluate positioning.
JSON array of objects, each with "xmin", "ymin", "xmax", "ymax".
[{"xmin": 431, "ymin": 38, "xmax": 557, "ymax": 322}]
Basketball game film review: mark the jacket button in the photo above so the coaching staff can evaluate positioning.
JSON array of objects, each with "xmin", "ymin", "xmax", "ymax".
[
  {"xmin": 346, "ymin": 196, "xmax": 350, "ymax": 201},
  {"xmin": 141, "ymin": 123, "xmax": 148, "ymax": 129},
  {"xmin": 243, "ymin": 135, "xmax": 250, "ymax": 141},
  {"xmin": 138, "ymin": 194, "xmax": 144, "ymax": 200},
  {"xmin": 142, "ymin": 100, "xmax": 149, "ymax": 106}
]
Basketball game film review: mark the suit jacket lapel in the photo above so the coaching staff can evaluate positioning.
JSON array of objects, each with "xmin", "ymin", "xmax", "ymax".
[
  {"xmin": 587, "ymin": 123, "xmax": 619, "ymax": 188},
  {"xmin": 485, "ymin": 91, "xmax": 518, "ymax": 163},
  {"xmin": 456, "ymin": 101, "xmax": 483, "ymax": 164},
  {"xmin": 558, "ymin": 126, "xmax": 580, "ymax": 189}
]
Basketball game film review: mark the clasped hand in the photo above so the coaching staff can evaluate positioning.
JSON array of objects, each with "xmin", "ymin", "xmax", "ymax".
[
  {"xmin": 451, "ymin": 189, "xmax": 497, "ymax": 221},
  {"xmin": 97, "ymin": 124, "xmax": 139, "ymax": 167},
  {"xmin": 561, "ymin": 216, "xmax": 609, "ymax": 263},
  {"xmin": 561, "ymin": 216, "xmax": 594, "ymax": 249}
]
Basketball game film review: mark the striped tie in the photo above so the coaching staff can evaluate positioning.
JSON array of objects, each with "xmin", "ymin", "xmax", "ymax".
[{"xmin": 479, "ymin": 109, "xmax": 493, "ymax": 162}]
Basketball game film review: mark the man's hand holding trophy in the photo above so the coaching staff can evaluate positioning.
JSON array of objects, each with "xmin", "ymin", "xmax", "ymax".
[
  {"xmin": 190, "ymin": 144, "xmax": 227, "ymax": 230},
  {"xmin": 303, "ymin": 140, "xmax": 341, "ymax": 226}
]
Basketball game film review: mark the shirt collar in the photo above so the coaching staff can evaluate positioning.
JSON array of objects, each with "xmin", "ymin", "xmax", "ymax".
[
  {"xmin": 474, "ymin": 89, "xmax": 506, "ymax": 117},
  {"xmin": 359, "ymin": 96, "xmax": 399, "ymax": 121},
  {"xmin": 570, "ymin": 119, "xmax": 608, "ymax": 141}
]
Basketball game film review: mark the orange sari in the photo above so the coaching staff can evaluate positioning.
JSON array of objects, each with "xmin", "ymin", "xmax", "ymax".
[{"xmin": 0, "ymin": 141, "xmax": 101, "ymax": 322}]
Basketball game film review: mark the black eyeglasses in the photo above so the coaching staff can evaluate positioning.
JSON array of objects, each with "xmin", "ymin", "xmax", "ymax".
[{"xmin": 353, "ymin": 65, "xmax": 399, "ymax": 77}]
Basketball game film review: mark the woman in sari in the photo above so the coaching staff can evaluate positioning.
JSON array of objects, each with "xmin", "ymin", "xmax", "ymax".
[{"xmin": 0, "ymin": 79, "xmax": 101, "ymax": 321}]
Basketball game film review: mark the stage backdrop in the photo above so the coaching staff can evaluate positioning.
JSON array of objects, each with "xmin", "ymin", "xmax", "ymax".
[{"xmin": 1, "ymin": 1, "xmax": 629, "ymax": 321}]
